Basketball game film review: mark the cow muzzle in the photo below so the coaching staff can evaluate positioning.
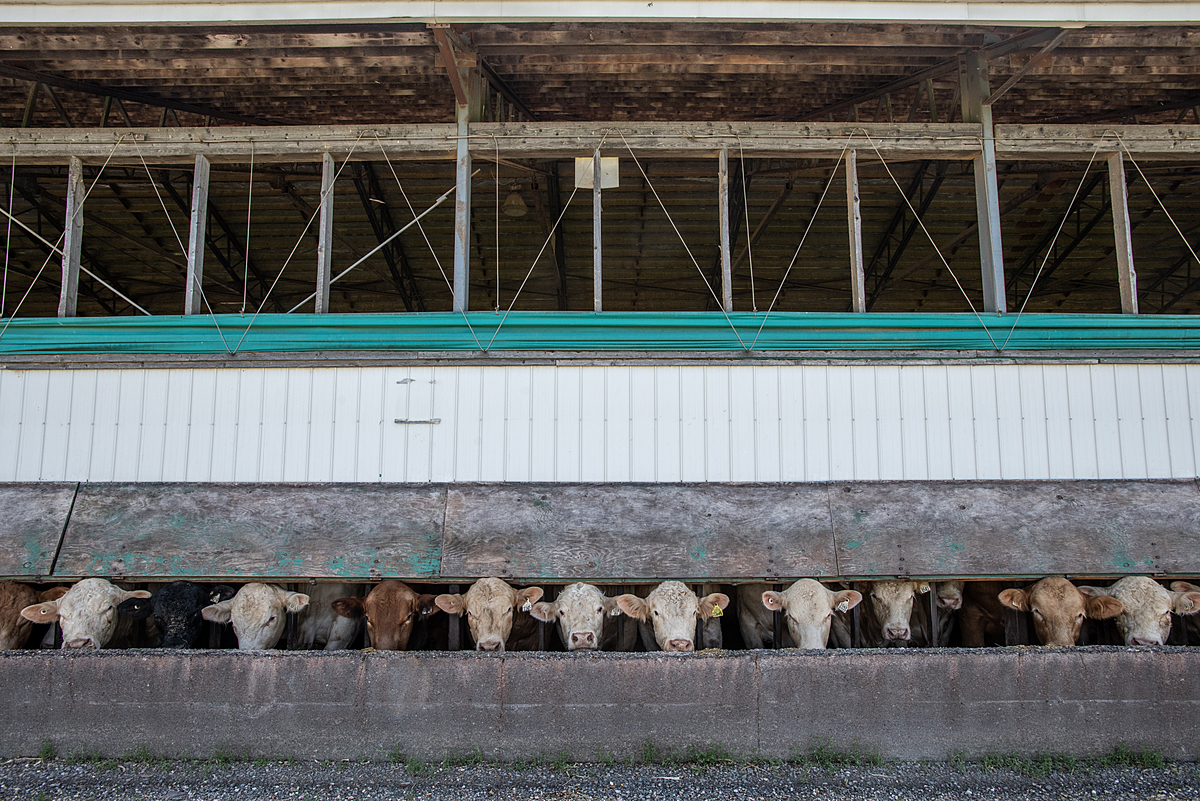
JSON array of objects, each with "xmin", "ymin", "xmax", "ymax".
[
  {"xmin": 569, "ymin": 631, "xmax": 597, "ymax": 650},
  {"xmin": 64, "ymin": 637, "xmax": 97, "ymax": 650},
  {"xmin": 1130, "ymin": 637, "xmax": 1162, "ymax": 647},
  {"xmin": 885, "ymin": 626, "xmax": 910, "ymax": 642},
  {"xmin": 476, "ymin": 638, "xmax": 505, "ymax": 652},
  {"xmin": 665, "ymin": 638, "xmax": 694, "ymax": 652}
]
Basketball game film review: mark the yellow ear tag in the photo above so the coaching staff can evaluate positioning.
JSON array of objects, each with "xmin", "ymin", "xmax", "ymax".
[
  {"xmin": 711, "ymin": 605, "xmax": 723, "ymax": 618},
  {"xmin": 521, "ymin": 600, "xmax": 533, "ymax": 612},
  {"xmin": 836, "ymin": 601, "xmax": 849, "ymax": 613}
]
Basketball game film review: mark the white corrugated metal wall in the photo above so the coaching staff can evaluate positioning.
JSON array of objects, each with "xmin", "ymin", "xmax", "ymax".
[{"xmin": 0, "ymin": 362, "xmax": 1196, "ymax": 482}]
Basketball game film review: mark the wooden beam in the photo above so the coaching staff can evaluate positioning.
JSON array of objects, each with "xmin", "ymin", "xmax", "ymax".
[
  {"xmin": 593, "ymin": 150, "xmax": 602, "ymax": 313},
  {"xmin": 995, "ymin": 124, "xmax": 1200, "ymax": 162},
  {"xmin": 961, "ymin": 52, "xmax": 1006, "ymax": 314},
  {"xmin": 718, "ymin": 148, "xmax": 733, "ymax": 312},
  {"xmin": 315, "ymin": 152, "xmax": 335, "ymax": 314},
  {"xmin": 846, "ymin": 149, "xmax": 866, "ymax": 313},
  {"xmin": 986, "ymin": 30, "xmax": 1071, "ymax": 106},
  {"xmin": 454, "ymin": 105, "xmax": 471, "ymax": 313},
  {"xmin": 184, "ymin": 155, "xmax": 210, "ymax": 316},
  {"xmin": 57, "ymin": 156, "xmax": 84, "ymax": 318},
  {"xmin": 1108, "ymin": 152, "xmax": 1139, "ymax": 314}
]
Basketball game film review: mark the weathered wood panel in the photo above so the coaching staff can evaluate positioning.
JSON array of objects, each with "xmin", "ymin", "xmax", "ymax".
[
  {"xmin": 440, "ymin": 483, "xmax": 838, "ymax": 580},
  {"xmin": 830, "ymin": 480, "xmax": 1200, "ymax": 577},
  {"xmin": 54, "ymin": 484, "xmax": 446, "ymax": 579},
  {"xmin": 0, "ymin": 483, "xmax": 76, "ymax": 577}
]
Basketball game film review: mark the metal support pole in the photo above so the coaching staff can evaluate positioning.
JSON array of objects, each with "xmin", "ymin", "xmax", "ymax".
[
  {"xmin": 315, "ymin": 152, "xmax": 335, "ymax": 314},
  {"xmin": 184, "ymin": 154, "xmax": 210, "ymax": 315},
  {"xmin": 846, "ymin": 149, "xmax": 866, "ymax": 312},
  {"xmin": 927, "ymin": 586, "xmax": 939, "ymax": 647},
  {"xmin": 447, "ymin": 583, "xmax": 461, "ymax": 651},
  {"xmin": 850, "ymin": 582, "xmax": 861, "ymax": 648},
  {"xmin": 719, "ymin": 148, "xmax": 733, "ymax": 312},
  {"xmin": 1108, "ymin": 152, "xmax": 1139, "ymax": 314},
  {"xmin": 453, "ymin": 106, "xmax": 471, "ymax": 313},
  {"xmin": 593, "ymin": 150, "xmax": 602, "ymax": 312},
  {"xmin": 771, "ymin": 583, "xmax": 783, "ymax": 648},
  {"xmin": 961, "ymin": 52, "xmax": 1006, "ymax": 314},
  {"xmin": 57, "ymin": 155, "xmax": 84, "ymax": 318}
]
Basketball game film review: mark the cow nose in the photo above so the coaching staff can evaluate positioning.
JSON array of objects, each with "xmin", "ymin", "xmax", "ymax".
[
  {"xmin": 477, "ymin": 638, "xmax": 504, "ymax": 652},
  {"xmin": 570, "ymin": 631, "xmax": 596, "ymax": 649},
  {"xmin": 1131, "ymin": 637, "xmax": 1160, "ymax": 647},
  {"xmin": 885, "ymin": 627, "xmax": 909, "ymax": 642},
  {"xmin": 64, "ymin": 637, "xmax": 95, "ymax": 650},
  {"xmin": 666, "ymin": 638, "xmax": 694, "ymax": 652},
  {"xmin": 938, "ymin": 598, "xmax": 962, "ymax": 610}
]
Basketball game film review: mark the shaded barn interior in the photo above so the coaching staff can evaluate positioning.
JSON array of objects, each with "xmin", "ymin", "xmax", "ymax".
[{"xmin": 0, "ymin": 24, "xmax": 1198, "ymax": 319}]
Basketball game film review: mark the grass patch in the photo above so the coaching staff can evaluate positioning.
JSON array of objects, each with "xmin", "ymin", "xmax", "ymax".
[
  {"xmin": 389, "ymin": 749, "xmax": 434, "ymax": 778},
  {"xmin": 548, "ymin": 751, "xmax": 572, "ymax": 771},
  {"xmin": 685, "ymin": 743, "xmax": 739, "ymax": 768},
  {"xmin": 37, "ymin": 739, "xmax": 55, "ymax": 761},
  {"xmin": 1095, "ymin": 743, "xmax": 1166, "ymax": 770},
  {"xmin": 791, "ymin": 738, "xmax": 881, "ymax": 770},
  {"xmin": 123, "ymin": 744, "xmax": 155, "ymax": 764},
  {"xmin": 65, "ymin": 748, "xmax": 118, "ymax": 770},
  {"xmin": 973, "ymin": 744, "xmax": 1166, "ymax": 776},
  {"xmin": 209, "ymin": 746, "xmax": 247, "ymax": 765}
]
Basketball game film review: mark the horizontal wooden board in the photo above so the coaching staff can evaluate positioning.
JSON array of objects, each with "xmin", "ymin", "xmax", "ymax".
[
  {"xmin": 440, "ymin": 483, "xmax": 837, "ymax": 580},
  {"xmin": 54, "ymin": 484, "xmax": 446, "ymax": 579},
  {"xmin": 0, "ymin": 483, "xmax": 76, "ymax": 577},
  {"xmin": 830, "ymin": 480, "xmax": 1200, "ymax": 577}
]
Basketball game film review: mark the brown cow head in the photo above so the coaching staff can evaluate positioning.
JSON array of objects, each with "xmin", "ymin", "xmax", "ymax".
[
  {"xmin": 332, "ymin": 581, "xmax": 439, "ymax": 651},
  {"xmin": 1000, "ymin": 577, "xmax": 1122, "ymax": 646}
]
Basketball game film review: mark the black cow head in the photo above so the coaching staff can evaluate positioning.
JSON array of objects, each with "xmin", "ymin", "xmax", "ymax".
[{"xmin": 118, "ymin": 581, "xmax": 238, "ymax": 648}]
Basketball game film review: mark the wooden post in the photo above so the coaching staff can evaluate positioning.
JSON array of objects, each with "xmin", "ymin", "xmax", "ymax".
[
  {"xmin": 184, "ymin": 154, "xmax": 210, "ymax": 315},
  {"xmin": 927, "ymin": 586, "xmax": 939, "ymax": 647},
  {"xmin": 453, "ymin": 104, "xmax": 471, "ymax": 313},
  {"xmin": 846, "ymin": 149, "xmax": 866, "ymax": 312},
  {"xmin": 593, "ymin": 150, "xmax": 602, "ymax": 312},
  {"xmin": 447, "ymin": 583, "xmax": 461, "ymax": 651},
  {"xmin": 57, "ymin": 155, "xmax": 84, "ymax": 318},
  {"xmin": 315, "ymin": 152, "xmax": 335, "ymax": 314},
  {"xmin": 850, "ymin": 582, "xmax": 861, "ymax": 647},
  {"xmin": 1108, "ymin": 152, "xmax": 1139, "ymax": 314},
  {"xmin": 772, "ymin": 583, "xmax": 783, "ymax": 648},
  {"xmin": 961, "ymin": 52, "xmax": 1006, "ymax": 315},
  {"xmin": 719, "ymin": 148, "xmax": 733, "ymax": 312}
]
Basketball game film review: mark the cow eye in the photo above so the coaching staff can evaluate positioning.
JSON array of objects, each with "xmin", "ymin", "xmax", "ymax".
[
  {"xmin": 268, "ymin": 615, "xmax": 277, "ymax": 624},
  {"xmin": 596, "ymin": 607, "xmax": 603, "ymax": 614}
]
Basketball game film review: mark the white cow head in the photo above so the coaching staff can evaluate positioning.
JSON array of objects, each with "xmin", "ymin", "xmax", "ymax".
[
  {"xmin": 201, "ymin": 583, "xmax": 310, "ymax": 650},
  {"xmin": 864, "ymin": 580, "xmax": 931, "ymax": 645},
  {"xmin": 935, "ymin": 580, "xmax": 965, "ymax": 611},
  {"xmin": 20, "ymin": 578, "xmax": 149, "ymax": 650},
  {"xmin": 435, "ymin": 577, "xmax": 543, "ymax": 652},
  {"xmin": 530, "ymin": 582, "xmax": 621, "ymax": 651},
  {"xmin": 1079, "ymin": 577, "xmax": 1200, "ymax": 646},
  {"xmin": 615, "ymin": 581, "xmax": 728, "ymax": 652},
  {"xmin": 762, "ymin": 579, "xmax": 862, "ymax": 650}
]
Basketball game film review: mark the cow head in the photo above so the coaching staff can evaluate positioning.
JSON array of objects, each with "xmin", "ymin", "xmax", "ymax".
[
  {"xmin": 119, "ymin": 581, "xmax": 237, "ymax": 649},
  {"xmin": 935, "ymin": 581, "xmax": 965, "ymax": 611},
  {"xmin": 332, "ymin": 581, "xmax": 439, "ymax": 651},
  {"xmin": 21, "ymin": 579, "xmax": 149, "ymax": 650},
  {"xmin": 1000, "ymin": 577, "xmax": 1123, "ymax": 646},
  {"xmin": 762, "ymin": 579, "xmax": 862, "ymax": 650},
  {"xmin": 201, "ymin": 583, "xmax": 309, "ymax": 650},
  {"xmin": 615, "ymin": 581, "xmax": 728, "ymax": 652},
  {"xmin": 530, "ymin": 582, "xmax": 621, "ymax": 651},
  {"xmin": 1077, "ymin": 577, "xmax": 1200, "ymax": 647},
  {"xmin": 435, "ymin": 578, "xmax": 543, "ymax": 652},
  {"xmin": 863, "ymin": 580, "xmax": 931, "ymax": 645}
]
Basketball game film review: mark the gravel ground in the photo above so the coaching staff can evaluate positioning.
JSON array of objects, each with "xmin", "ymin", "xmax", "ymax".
[{"xmin": 2, "ymin": 758, "xmax": 1197, "ymax": 801}]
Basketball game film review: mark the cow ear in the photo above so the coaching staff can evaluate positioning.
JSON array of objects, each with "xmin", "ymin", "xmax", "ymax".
[
  {"xmin": 698, "ymin": 593, "xmax": 730, "ymax": 620},
  {"xmin": 529, "ymin": 602, "xmax": 557, "ymax": 623},
  {"xmin": 1084, "ymin": 594, "xmax": 1123, "ymax": 620},
  {"xmin": 1172, "ymin": 592, "xmax": 1200, "ymax": 616},
  {"xmin": 516, "ymin": 587, "xmax": 544, "ymax": 611},
  {"xmin": 284, "ymin": 593, "xmax": 309, "ymax": 613},
  {"xmin": 761, "ymin": 591, "xmax": 784, "ymax": 611},
  {"xmin": 914, "ymin": 582, "xmax": 931, "ymax": 595},
  {"xmin": 1077, "ymin": 585, "xmax": 1111, "ymax": 597},
  {"xmin": 331, "ymin": 597, "xmax": 365, "ymax": 619},
  {"xmin": 832, "ymin": 590, "xmax": 863, "ymax": 613},
  {"xmin": 39, "ymin": 586, "xmax": 69, "ymax": 603},
  {"xmin": 20, "ymin": 601, "xmax": 60, "ymax": 624},
  {"xmin": 602, "ymin": 596, "xmax": 622, "ymax": 617},
  {"xmin": 202, "ymin": 600, "xmax": 233, "ymax": 624},
  {"xmin": 119, "ymin": 589, "xmax": 152, "ymax": 603},
  {"xmin": 435, "ymin": 593, "xmax": 465, "ymax": 616},
  {"xmin": 998, "ymin": 588, "xmax": 1030, "ymax": 612},
  {"xmin": 615, "ymin": 594, "xmax": 649, "ymax": 621},
  {"xmin": 416, "ymin": 594, "xmax": 441, "ymax": 618},
  {"xmin": 1171, "ymin": 581, "xmax": 1200, "ymax": 594},
  {"xmin": 117, "ymin": 597, "xmax": 154, "ymax": 620},
  {"xmin": 211, "ymin": 585, "xmax": 238, "ymax": 604}
]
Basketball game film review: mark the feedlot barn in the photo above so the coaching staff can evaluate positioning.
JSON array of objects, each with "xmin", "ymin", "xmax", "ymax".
[{"xmin": 2, "ymin": 0, "xmax": 1200, "ymax": 764}]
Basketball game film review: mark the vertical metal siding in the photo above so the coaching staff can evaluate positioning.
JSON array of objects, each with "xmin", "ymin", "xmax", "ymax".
[{"xmin": 3, "ymin": 362, "xmax": 1198, "ymax": 483}]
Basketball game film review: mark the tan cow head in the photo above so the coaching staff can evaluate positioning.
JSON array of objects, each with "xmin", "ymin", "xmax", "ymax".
[
  {"xmin": 201, "ymin": 583, "xmax": 310, "ymax": 650},
  {"xmin": 332, "ymin": 581, "xmax": 439, "ymax": 651},
  {"xmin": 0, "ymin": 581, "xmax": 54, "ymax": 650},
  {"xmin": 1000, "ymin": 577, "xmax": 1122, "ymax": 646},
  {"xmin": 762, "ymin": 579, "xmax": 862, "ymax": 650},
  {"xmin": 1077, "ymin": 577, "xmax": 1200, "ymax": 646},
  {"xmin": 863, "ymin": 580, "xmax": 931, "ymax": 645},
  {"xmin": 530, "ymin": 582, "xmax": 621, "ymax": 651},
  {"xmin": 615, "ymin": 580, "xmax": 729, "ymax": 652},
  {"xmin": 435, "ymin": 578, "xmax": 543, "ymax": 652},
  {"xmin": 20, "ymin": 579, "xmax": 148, "ymax": 650},
  {"xmin": 936, "ymin": 581, "xmax": 966, "ymax": 611}
]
